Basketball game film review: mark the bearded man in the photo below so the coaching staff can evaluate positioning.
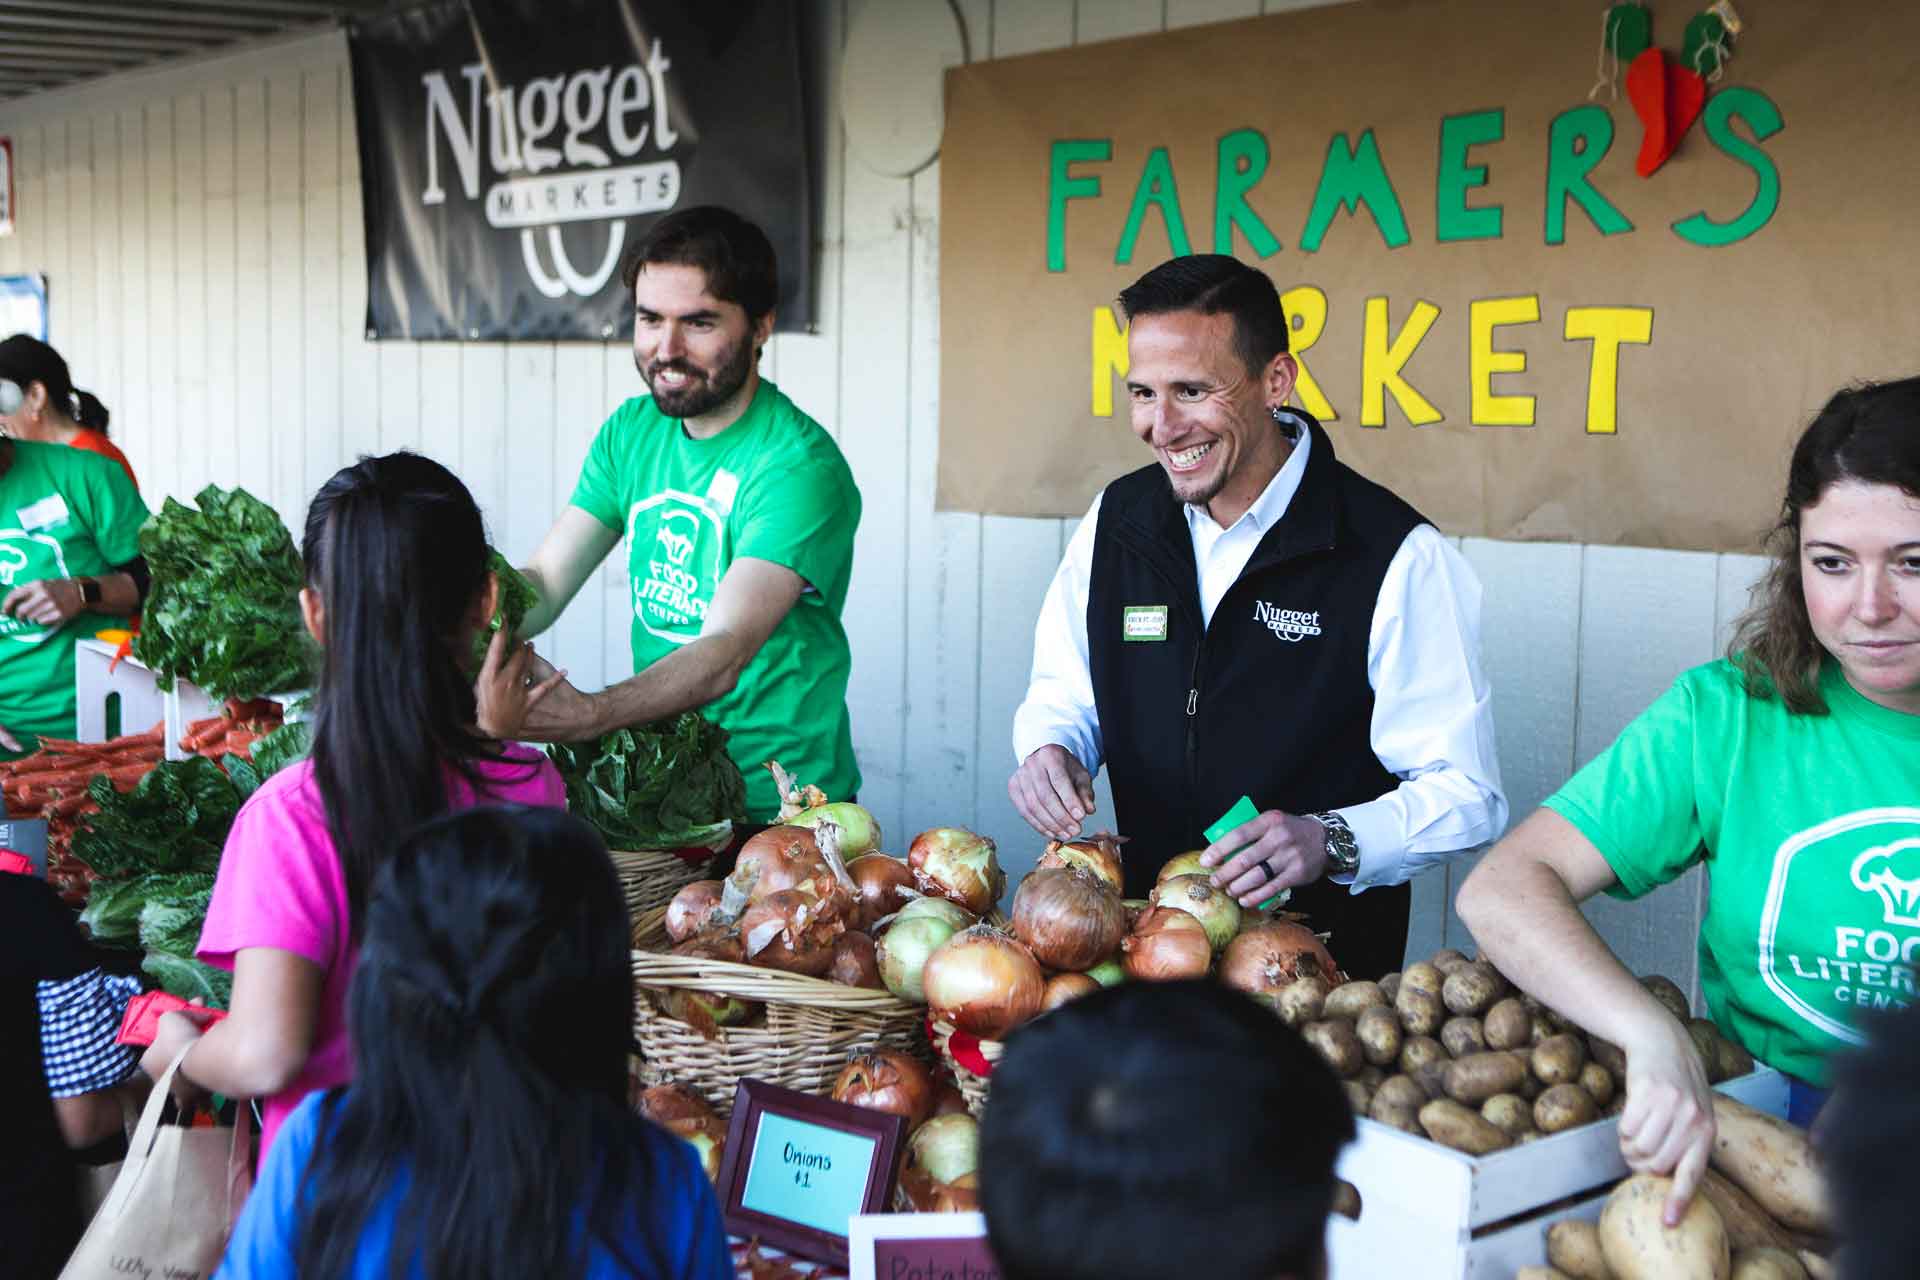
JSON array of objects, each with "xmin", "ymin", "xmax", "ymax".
[{"xmin": 481, "ymin": 206, "xmax": 862, "ymax": 820}]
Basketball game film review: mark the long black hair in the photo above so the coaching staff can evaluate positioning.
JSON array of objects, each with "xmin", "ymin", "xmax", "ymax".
[
  {"xmin": 294, "ymin": 806, "xmax": 669, "ymax": 1280},
  {"xmin": 0, "ymin": 332, "xmax": 110, "ymax": 432},
  {"xmin": 302, "ymin": 451, "xmax": 524, "ymax": 931}
]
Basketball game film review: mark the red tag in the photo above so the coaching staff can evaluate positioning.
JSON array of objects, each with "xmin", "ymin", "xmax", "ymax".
[
  {"xmin": 0, "ymin": 849, "xmax": 33, "ymax": 876},
  {"xmin": 116, "ymin": 990, "xmax": 228, "ymax": 1046}
]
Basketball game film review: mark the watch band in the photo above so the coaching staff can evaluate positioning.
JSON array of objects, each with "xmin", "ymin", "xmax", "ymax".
[
  {"xmin": 77, "ymin": 576, "xmax": 101, "ymax": 607},
  {"xmin": 1310, "ymin": 811, "xmax": 1361, "ymax": 877}
]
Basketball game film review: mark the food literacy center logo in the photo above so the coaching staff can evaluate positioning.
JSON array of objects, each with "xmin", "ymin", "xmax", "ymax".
[
  {"xmin": 420, "ymin": 38, "xmax": 685, "ymax": 299},
  {"xmin": 628, "ymin": 490, "xmax": 724, "ymax": 645},
  {"xmin": 1758, "ymin": 808, "xmax": 1920, "ymax": 1043},
  {"xmin": 0, "ymin": 530, "xmax": 67, "ymax": 643},
  {"xmin": 1253, "ymin": 600, "xmax": 1321, "ymax": 643}
]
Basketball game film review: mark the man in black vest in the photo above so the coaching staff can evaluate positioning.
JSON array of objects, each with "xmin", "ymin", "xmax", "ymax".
[{"xmin": 1008, "ymin": 255, "xmax": 1506, "ymax": 978}]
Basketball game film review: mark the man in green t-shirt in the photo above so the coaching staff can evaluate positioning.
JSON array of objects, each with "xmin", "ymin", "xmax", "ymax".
[
  {"xmin": 477, "ymin": 207, "xmax": 862, "ymax": 820},
  {"xmin": 0, "ymin": 375, "xmax": 153, "ymax": 753}
]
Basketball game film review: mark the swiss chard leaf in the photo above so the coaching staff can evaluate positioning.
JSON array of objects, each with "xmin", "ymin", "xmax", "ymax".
[
  {"xmin": 70, "ymin": 757, "xmax": 242, "ymax": 880},
  {"xmin": 142, "ymin": 950, "xmax": 233, "ymax": 1008},
  {"xmin": 546, "ymin": 713, "xmax": 746, "ymax": 850}
]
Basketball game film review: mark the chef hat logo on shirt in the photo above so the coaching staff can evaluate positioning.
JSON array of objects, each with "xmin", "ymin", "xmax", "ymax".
[{"xmin": 1852, "ymin": 839, "xmax": 1920, "ymax": 929}]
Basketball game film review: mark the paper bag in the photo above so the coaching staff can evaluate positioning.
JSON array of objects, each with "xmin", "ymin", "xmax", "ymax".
[{"xmin": 59, "ymin": 1048, "xmax": 254, "ymax": 1280}]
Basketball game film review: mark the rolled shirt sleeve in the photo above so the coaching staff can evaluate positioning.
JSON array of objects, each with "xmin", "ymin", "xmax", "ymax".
[{"xmin": 1011, "ymin": 494, "xmax": 1105, "ymax": 774}]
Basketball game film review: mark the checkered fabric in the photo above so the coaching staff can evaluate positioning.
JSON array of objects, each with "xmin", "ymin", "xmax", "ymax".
[{"xmin": 37, "ymin": 966, "xmax": 142, "ymax": 1098}]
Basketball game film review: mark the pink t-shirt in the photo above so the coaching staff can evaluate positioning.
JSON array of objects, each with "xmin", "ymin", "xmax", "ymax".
[{"xmin": 196, "ymin": 746, "xmax": 566, "ymax": 1157}]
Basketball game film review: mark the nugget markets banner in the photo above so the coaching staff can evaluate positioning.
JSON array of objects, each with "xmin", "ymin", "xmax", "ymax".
[
  {"xmin": 937, "ymin": 0, "xmax": 1920, "ymax": 552},
  {"xmin": 350, "ymin": 0, "xmax": 810, "ymax": 341}
]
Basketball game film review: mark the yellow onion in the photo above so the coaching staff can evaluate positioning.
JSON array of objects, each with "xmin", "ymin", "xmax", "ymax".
[
  {"xmin": 1038, "ymin": 832, "xmax": 1127, "ymax": 893},
  {"xmin": 1040, "ymin": 971, "xmax": 1100, "ymax": 1011},
  {"xmin": 739, "ymin": 888, "xmax": 844, "ymax": 976},
  {"xmin": 730, "ymin": 826, "xmax": 830, "ymax": 901},
  {"xmin": 828, "ymin": 931, "xmax": 884, "ymax": 989},
  {"xmin": 921, "ymin": 925, "xmax": 1044, "ymax": 1039},
  {"xmin": 832, "ymin": 1050, "xmax": 936, "ymax": 1129},
  {"xmin": 659, "ymin": 933, "xmax": 759, "ymax": 1032},
  {"xmin": 789, "ymin": 801, "xmax": 882, "ymax": 859},
  {"xmin": 1218, "ymin": 921, "xmax": 1340, "ymax": 996},
  {"xmin": 907, "ymin": 1113, "xmax": 980, "ymax": 1185},
  {"xmin": 895, "ymin": 896, "xmax": 977, "ymax": 931},
  {"xmin": 1121, "ymin": 906, "xmax": 1212, "ymax": 981},
  {"xmin": 1155, "ymin": 850, "xmax": 1211, "ymax": 886},
  {"xmin": 877, "ymin": 913, "xmax": 961, "ymax": 1003},
  {"xmin": 845, "ymin": 854, "xmax": 917, "ymax": 932},
  {"xmin": 1149, "ymin": 874, "xmax": 1242, "ymax": 953},
  {"xmin": 930, "ymin": 1081, "xmax": 969, "ymax": 1117},
  {"xmin": 900, "ymin": 1165, "xmax": 980, "ymax": 1213},
  {"xmin": 1085, "ymin": 956, "xmax": 1127, "ymax": 987},
  {"xmin": 909, "ymin": 828, "xmax": 1005, "ymax": 917},
  {"xmin": 664, "ymin": 879, "xmax": 727, "ymax": 943},
  {"xmin": 638, "ymin": 1084, "xmax": 726, "ymax": 1182},
  {"xmin": 1010, "ymin": 866, "xmax": 1126, "ymax": 972}
]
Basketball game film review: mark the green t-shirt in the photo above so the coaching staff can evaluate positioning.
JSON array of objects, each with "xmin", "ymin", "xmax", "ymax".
[
  {"xmin": 570, "ymin": 378, "xmax": 862, "ymax": 820},
  {"xmin": 1547, "ymin": 658, "xmax": 1920, "ymax": 1086},
  {"xmin": 0, "ymin": 441, "xmax": 150, "ymax": 745}
]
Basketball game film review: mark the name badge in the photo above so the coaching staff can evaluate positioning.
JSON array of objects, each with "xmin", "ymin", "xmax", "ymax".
[
  {"xmin": 1123, "ymin": 605, "xmax": 1168, "ymax": 642},
  {"xmin": 17, "ymin": 494, "xmax": 68, "ymax": 532}
]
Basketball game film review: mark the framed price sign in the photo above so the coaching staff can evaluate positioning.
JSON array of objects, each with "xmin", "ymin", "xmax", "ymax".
[{"xmin": 717, "ymin": 1078, "xmax": 908, "ymax": 1267}]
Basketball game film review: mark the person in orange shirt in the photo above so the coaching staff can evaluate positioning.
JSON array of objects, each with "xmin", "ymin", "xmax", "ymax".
[{"xmin": 0, "ymin": 335, "xmax": 138, "ymax": 490}]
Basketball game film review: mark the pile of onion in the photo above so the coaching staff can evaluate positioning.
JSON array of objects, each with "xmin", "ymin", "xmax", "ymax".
[
  {"xmin": 831, "ymin": 1050, "xmax": 937, "ymax": 1129},
  {"xmin": 899, "ymin": 1113, "xmax": 981, "ymax": 1213},
  {"xmin": 1037, "ymin": 831, "xmax": 1127, "ymax": 894},
  {"xmin": 637, "ymin": 1083, "xmax": 727, "ymax": 1182},
  {"xmin": 1010, "ymin": 866, "xmax": 1125, "ymax": 972},
  {"xmin": 1218, "ymin": 920, "xmax": 1339, "ymax": 996},
  {"xmin": 921, "ymin": 925, "xmax": 1044, "ymax": 1039},
  {"xmin": 845, "ymin": 853, "xmax": 917, "ymax": 932},
  {"xmin": 739, "ymin": 887, "xmax": 845, "ymax": 977},
  {"xmin": 664, "ymin": 879, "xmax": 727, "ymax": 943},
  {"xmin": 908, "ymin": 828, "xmax": 1005, "ymax": 917},
  {"xmin": 1120, "ymin": 906, "xmax": 1212, "ymax": 981},
  {"xmin": 1149, "ymin": 873, "xmax": 1242, "ymax": 953}
]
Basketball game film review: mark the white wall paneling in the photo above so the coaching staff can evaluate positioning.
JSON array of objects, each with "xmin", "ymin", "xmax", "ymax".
[{"xmin": 0, "ymin": 1, "xmax": 1767, "ymax": 982}]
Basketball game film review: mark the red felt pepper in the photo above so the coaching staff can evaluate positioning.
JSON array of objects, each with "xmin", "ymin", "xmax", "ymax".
[{"xmin": 1627, "ymin": 47, "xmax": 1708, "ymax": 178}]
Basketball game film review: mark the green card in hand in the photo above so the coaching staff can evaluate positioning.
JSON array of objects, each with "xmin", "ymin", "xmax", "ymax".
[{"xmin": 1205, "ymin": 796, "xmax": 1289, "ymax": 911}]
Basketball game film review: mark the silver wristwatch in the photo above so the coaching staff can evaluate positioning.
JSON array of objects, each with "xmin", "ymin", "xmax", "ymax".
[{"xmin": 1310, "ymin": 811, "xmax": 1360, "ymax": 877}]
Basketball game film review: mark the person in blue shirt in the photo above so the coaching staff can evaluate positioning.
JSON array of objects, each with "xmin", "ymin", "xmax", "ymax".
[{"xmin": 215, "ymin": 805, "xmax": 733, "ymax": 1280}]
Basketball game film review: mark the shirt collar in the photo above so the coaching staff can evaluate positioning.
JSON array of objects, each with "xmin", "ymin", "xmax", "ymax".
[{"xmin": 1183, "ymin": 409, "xmax": 1313, "ymax": 537}]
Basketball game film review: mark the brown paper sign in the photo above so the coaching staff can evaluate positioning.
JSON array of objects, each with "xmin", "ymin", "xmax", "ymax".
[{"xmin": 937, "ymin": 0, "xmax": 1920, "ymax": 551}]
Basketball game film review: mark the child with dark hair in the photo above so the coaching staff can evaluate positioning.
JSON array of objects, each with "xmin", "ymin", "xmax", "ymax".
[
  {"xmin": 217, "ymin": 806, "xmax": 732, "ymax": 1280},
  {"xmin": 979, "ymin": 980, "xmax": 1355, "ymax": 1280},
  {"xmin": 142, "ymin": 452, "xmax": 567, "ymax": 1159},
  {"xmin": 1821, "ymin": 1000, "xmax": 1920, "ymax": 1280}
]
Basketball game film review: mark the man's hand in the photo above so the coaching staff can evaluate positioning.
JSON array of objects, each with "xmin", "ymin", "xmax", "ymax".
[
  {"xmin": 2, "ymin": 578, "xmax": 83, "ymax": 629},
  {"xmin": 474, "ymin": 630, "xmax": 589, "ymax": 742},
  {"xmin": 1617, "ymin": 1013, "xmax": 1717, "ymax": 1226},
  {"xmin": 1201, "ymin": 810, "xmax": 1330, "ymax": 907},
  {"xmin": 0, "ymin": 721, "xmax": 21, "ymax": 753},
  {"xmin": 1009, "ymin": 744, "xmax": 1096, "ymax": 841}
]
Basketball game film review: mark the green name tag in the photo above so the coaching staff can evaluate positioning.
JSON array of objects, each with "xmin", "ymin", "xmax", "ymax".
[{"xmin": 1123, "ymin": 605, "xmax": 1169, "ymax": 642}]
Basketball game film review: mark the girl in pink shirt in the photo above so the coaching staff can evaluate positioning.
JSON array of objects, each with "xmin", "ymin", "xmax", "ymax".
[{"xmin": 142, "ymin": 452, "xmax": 569, "ymax": 1158}]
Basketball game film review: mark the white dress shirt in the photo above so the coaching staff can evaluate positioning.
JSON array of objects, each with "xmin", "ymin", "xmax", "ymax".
[{"xmin": 1011, "ymin": 422, "xmax": 1508, "ymax": 891}]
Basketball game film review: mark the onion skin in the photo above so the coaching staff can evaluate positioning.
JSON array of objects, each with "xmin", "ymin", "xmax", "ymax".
[
  {"xmin": 908, "ymin": 828, "xmax": 1006, "ymax": 917},
  {"xmin": 1041, "ymin": 971, "xmax": 1100, "ymax": 1011},
  {"xmin": 1121, "ymin": 906, "xmax": 1213, "ymax": 981},
  {"xmin": 1085, "ymin": 956, "xmax": 1127, "ymax": 987},
  {"xmin": 788, "ymin": 801, "xmax": 882, "ymax": 859},
  {"xmin": 1037, "ymin": 832, "xmax": 1127, "ymax": 894},
  {"xmin": 637, "ymin": 1083, "xmax": 717, "ymax": 1129},
  {"xmin": 876, "ymin": 914, "xmax": 961, "ymax": 1002},
  {"xmin": 831, "ymin": 1050, "xmax": 936, "ymax": 1129},
  {"xmin": 895, "ymin": 896, "xmax": 977, "ymax": 931},
  {"xmin": 828, "ymin": 931, "xmax": 884, "ymax": 989},
  {"xmin": 846, "ymin": 854, "xmax": 917, "ymax": 932},
  {"xmin": 930, "ymin": 1082, "xmax": 969, "ymax": 1117},
  {"xmin": 1010, "ymin": 866, "xmax": 1127, "ymax": 972},
  {"xmin": 1218, "ymin": 921, "xmax": 1340, "ymax": 996},
  {"xmin": 1149, "ymin": 873, "xmax": 1242, "ymax": 953},
  {"xmin": 1154, "ymin": 850, "xmax": 1212, "ymax": 886},
  {"xmin": 664, "ymin": 880, "xmax": 726, "ymax": 943},
  {"xmin": 660, "ymin": 933, "xmax": 760, "ymax": 1031},
  {"xmin": 738, "ymin": 888, "xmax": 843, "ymax": 976},
  {"xmin": 907, "ymin": 1113, "xmax": 981, "ymax": 1185},
  {"xmin": 921, "ymin": 925, "xmax": 1045, "ymax": 1040},
  {"xmin": 730, "ymin": 826, "xmax": 830, "ymax": 901}
]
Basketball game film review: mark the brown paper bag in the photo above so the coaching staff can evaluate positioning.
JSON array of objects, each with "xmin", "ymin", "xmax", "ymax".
[{"xmin": 59, "ymin": 1048, "xmax": 254, "ymax": 1280}]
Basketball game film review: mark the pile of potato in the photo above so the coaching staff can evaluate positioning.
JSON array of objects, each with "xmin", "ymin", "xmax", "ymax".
[
  {"xmin": 1516, "ymin": 1090, "xmax": 1832, "ymax": 1278},
  {"xmin": 1280, "ymin": 947, "xmax": 1755, "ymax": 1155}
]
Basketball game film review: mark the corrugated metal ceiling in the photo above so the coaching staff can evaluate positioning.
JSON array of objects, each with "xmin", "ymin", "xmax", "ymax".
[{"xmin": 0, "ymin": 1, "xmax": 398, "ymax": 105}]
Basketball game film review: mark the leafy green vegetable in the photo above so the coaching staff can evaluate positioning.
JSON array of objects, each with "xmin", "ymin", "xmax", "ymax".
[
  {"xmin": 142, "ymin": 950, "xmax": 232, "ymax": 1007},
  {"xmin": 137, "ymin": 874, "xmax": 216, "ymax": 958},
  {"xmin": 249, "ymin": 720, "xmax": 312, "ymax": 780},
  {"xmin": 70, "ymin": 757, "xmax": 241, "ymax": 880},
  {"xmin": 475, "ymin": 549, "xmax": 539, "ymax": 664},
  {"xmin": 547, "ymin": 713, "xmax": 747, "ymax": 850},
  {"xmin": 78, "ymin": 874, "xmax": 157, "ymax": 945},
  {"xmin": 134, "ymin": 485, "xmax": 313, "ymax": 702}
]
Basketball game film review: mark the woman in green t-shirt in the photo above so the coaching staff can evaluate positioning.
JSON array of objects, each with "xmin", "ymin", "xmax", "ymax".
[{"xmin": 1458, "ymin": 378, "xmax": 1920, "ymax": 1225}]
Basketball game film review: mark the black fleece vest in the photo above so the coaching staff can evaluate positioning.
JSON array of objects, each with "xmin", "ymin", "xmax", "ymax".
[{"xmin": 1087, "ymin": 414, "xmax": 1425, "ymax": 977}]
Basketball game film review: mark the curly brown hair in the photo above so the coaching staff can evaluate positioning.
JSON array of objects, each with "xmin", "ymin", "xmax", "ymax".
[{"xmin": 1729, "ymin": 377, "xmax": 1920, "ymax": 713}]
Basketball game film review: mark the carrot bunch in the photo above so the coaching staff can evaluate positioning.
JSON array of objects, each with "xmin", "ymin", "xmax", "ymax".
[
  {"xmin": 2, "ymin": 722, "xmax": 168, "ymax": 906},
  {"xmin": 177, "ymin": 697, "xmax": 285, "ymax": 763}
]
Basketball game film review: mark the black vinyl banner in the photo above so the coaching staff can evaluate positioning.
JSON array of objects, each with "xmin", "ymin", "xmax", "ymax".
[{"xmin": 349, "ymin": 0, "xmax": 811, "ymax": 341}]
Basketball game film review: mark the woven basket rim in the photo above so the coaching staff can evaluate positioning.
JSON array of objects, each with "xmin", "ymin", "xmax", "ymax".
[{"xmin": 631, "ymin": 905, "xmax": 920, "ymax": 1013}]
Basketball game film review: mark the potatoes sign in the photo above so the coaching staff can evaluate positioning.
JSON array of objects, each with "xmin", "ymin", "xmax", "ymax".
[{"xmin": 936, "ymin": 0, "xmax": 1920, "ymax": 552}]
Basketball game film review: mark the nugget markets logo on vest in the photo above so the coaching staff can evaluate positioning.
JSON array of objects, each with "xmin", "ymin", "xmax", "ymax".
[
  {"xmin": 1254, "ymin": 601, "xmax": 1322, "ymax": 643},
  {"xmin": 1758, "ymin": 808, "xmax": 1920, "ymax": 1043},
  {"xmin": 420, "ymin": 41, "xmax": 685, "ymax": 300}
]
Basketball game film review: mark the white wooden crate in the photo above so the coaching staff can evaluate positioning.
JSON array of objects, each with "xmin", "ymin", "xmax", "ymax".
[
  {"xmin": 73, "ymin": 638, "xmax": 218, "ymax": 759},
  {"xmin": 1326, "ymin": 1067, "xmax": 1790, "ymax": 1280}
]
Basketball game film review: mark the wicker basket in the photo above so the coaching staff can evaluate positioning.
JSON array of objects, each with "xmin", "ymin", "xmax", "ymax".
[
  {"xmin": 928, "ymin": 1017, "xmax": 1003, "ymax": 1117},
  {"xmin": 611, "ymin": 826, "xmax": 732, "ymax": 921},
  {"xmin": 630, "ymin": 904, "xmax": 933, "ymax": 1111}
]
